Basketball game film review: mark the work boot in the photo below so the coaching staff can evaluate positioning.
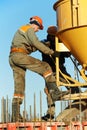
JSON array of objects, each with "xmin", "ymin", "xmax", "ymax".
[
  {"xmin": 12, "ymin": 98, "xmax": 23, "ymax": 122},
  {"xmin": 46, "ymin": 82, "xmax": 69, "ymax": 101},
  {"xmin": 41, "ymin": 114, "xmax": 54, "ymax": 121},
  {"xmin": 70, "ymin": 87, "xmax": 82, "ymax": 94}
]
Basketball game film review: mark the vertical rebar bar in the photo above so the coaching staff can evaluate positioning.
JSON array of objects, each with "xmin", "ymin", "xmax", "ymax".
[
  {"xmin": 23, "ymin": 92, "xmax": 27, "ymax": 130},
  {"xmin": 9, "ymin": 98, "xmax": 11, "ymax": 122},
  {"xmin": 6, "ymin": 95, "xmax": 8, "ymax": 123},
  {"xmin": 34, "ymin": 93, "xmax": 36, "ymax": 121},
  {"xmin": 69, "ymin": 89, "xmax": 72, "ymax": 130},
  {"xmin": 1, "ymin": 97, "xmax": 4, "ymax": 123},
  {"xmin": 40, "ymin": 91, "xmax": 42, "ymax": 121},
  {"xmin": 79, "ymin": 91, "xmax": 82, "ymax": 130},
  {"xmin": 23, "ymin": 92, "xmax": 26, "ymax": 122},
  {"xmin": 30, "ymin": 105, "xmax": 32, "ymax": 121},
  {"xmin": 60, "ymin": 88, "xmax": 63, "ymax": 130},
  {"xmin": 34, "ymin": 93, "xmax": 36, "ymax": 130}
]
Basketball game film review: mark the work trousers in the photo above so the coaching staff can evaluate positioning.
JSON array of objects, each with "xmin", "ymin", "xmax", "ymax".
[
  {"xmin": 46, "ymin": 93, "xmax": 55, "ymax": 115},
  {"xmin": 9, "ymin": 52, "xmax": 56, "ymax": 97}
]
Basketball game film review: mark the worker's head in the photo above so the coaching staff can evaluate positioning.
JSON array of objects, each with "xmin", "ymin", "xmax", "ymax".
[
  {"xmin": 30, "ymin": 16, "xmax": 44, "ymax": 30},
  {"xmin": 47, "ymin": 26, "xmax": 57, "ymax": 36},
  {"xmin": 47, "ymin": 26, "xmax": 57, "ymax": 43}
]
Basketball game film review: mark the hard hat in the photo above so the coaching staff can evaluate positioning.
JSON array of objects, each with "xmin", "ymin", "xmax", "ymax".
[
  {"xmin": 30, "ymin": 16, "xmax": 44, "ymax": 30},
  {"xmin": 47, "ymin": 26, "xmax": 57, "ymax": 36}
]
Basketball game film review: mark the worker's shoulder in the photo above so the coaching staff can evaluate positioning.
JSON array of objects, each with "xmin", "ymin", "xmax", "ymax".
[{"xmin": 19, "ymin": 24, "xmax": 32, "ymax": 33}]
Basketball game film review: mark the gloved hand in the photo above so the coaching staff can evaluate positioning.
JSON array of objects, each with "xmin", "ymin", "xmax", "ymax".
[
  {"xmin": 51, "ymin": 51, "xmax": 59, "ymax": 57},
  {"xmin": 64, "ymin": 52, "xmax": 71, "ymax": 57},
  {"xmin": 41, "ymin": 39, "xmax": 50, "ymax": 47}
]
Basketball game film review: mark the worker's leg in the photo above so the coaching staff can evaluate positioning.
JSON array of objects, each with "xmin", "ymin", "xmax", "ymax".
[
  {"xmin": 42, "ymin": 88, "xmax": 55, "ymax": 121},
  {"xmin": 9, "ymin": 56, "xmax": 26, "ymax": 122},
  {"xmin": 9, "ymin": 53, "xmax": 69, "ymax": 102},
  {"xmin": 11, "ymin": 67, "xmax": 25, "ymax": 122},
  {"xmin": 12, "ymin": 97, "xmax": 23, "ymax": 122}
]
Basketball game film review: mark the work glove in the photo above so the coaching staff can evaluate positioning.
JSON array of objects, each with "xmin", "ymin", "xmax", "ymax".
[
  {"xmin": 64, "ymin": 52, "xmax": 71, "ymax": 57},
  {"xmin": 41, "ymin": 39, "xmax": 50, "ymax": 47},
  {"xmin": 51, "ymin": 51, "xmax": 59, "ymax": 57}
]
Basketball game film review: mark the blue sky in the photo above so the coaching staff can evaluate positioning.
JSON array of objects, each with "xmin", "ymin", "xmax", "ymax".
[{"xmin": 0, "ymin": 0, "xmax": 61, "ymax": 120}]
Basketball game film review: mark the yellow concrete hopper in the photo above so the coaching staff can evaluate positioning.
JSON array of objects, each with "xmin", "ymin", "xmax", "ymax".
[{"xmin": 54, "ymin": 0, "xmax": 87, "ymax": 70}]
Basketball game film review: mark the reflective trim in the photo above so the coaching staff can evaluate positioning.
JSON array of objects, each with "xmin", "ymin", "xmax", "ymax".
[
  {"xmin": 43, "ymin": 71, "xmax": 52, "ymax": 78},
  {"xmin": 14, "ymin": 94, "xmax": 24, "ymax": 99}
]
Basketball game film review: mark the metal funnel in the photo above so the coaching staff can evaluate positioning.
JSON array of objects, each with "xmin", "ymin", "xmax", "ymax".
[{"xmin": 54, "ymin": 0, "xmax": 87, "ymax": 69}]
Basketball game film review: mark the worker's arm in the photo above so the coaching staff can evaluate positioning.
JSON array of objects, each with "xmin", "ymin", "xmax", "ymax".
[
  {"xmin": 40, "ymin": 39, "xmax": 50, "ymax": 47},
  {"xmin": 27, "ymin": 28, "xmax": 54, "ymax": 55}
]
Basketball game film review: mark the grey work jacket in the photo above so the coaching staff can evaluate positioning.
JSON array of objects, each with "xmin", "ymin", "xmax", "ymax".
[{"xmin": 11, "ymin": 24, "xmax": 54, "ymax": 55}]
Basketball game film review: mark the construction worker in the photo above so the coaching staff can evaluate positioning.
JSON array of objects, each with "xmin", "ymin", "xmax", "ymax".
[
  {"xmin": 9, "ymin": 16, "xmax": 68, "ymax": 122},
  {"xmin": 41, "ymin": 26, "xmax": 81, "ymax": 121}
]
